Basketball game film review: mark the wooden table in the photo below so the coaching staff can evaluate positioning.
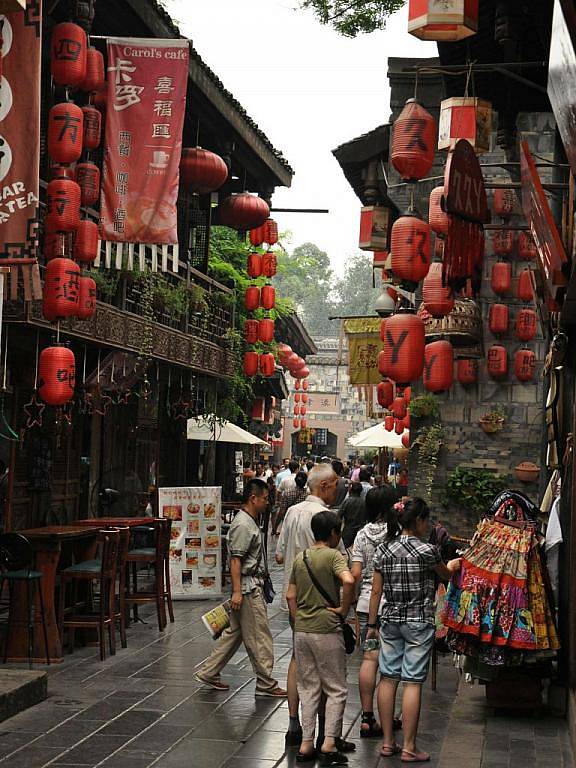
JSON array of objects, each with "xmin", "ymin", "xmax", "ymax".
[
  {"xmin": 70, "ymin": 517, "xmax": 160, "ymax": 528},
  {"xmin": 5, "ymin": 526, "xmax": 99, "ymax": 663}
]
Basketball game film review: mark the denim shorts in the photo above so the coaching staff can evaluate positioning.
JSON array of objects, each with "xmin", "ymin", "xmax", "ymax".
[
  {"xmin": 378, "ymin": 621, "xmax": 435, "ymax": 684},
  {"xmin": 357, "ymin": 611, "xmax": 380, "ymax": 644}
]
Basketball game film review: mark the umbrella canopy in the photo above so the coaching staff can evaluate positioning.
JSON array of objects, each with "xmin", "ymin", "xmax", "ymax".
[
  {"xmin": 349, "ymin": 423, "xmax": 407, "ymax": 449},
  {"xmin": 186, "ymin": 417, "xmax": 269, "ymax": 446}
]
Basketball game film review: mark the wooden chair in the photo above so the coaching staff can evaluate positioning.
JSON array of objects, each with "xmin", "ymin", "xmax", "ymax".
[
  {"xmin": 125, "ymin": 518, "xmax": 173, "ymax": 631},
  {"xmin": 58, "ymin": 530, "xmax": 119, "ymax": 661},
  {"xmin": 103, "ymin": 526, "xmax": 130, "ymax": 649}
]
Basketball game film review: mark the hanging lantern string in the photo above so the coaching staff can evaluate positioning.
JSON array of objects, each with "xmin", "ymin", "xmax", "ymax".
[
  {"xmin": 464, "ymin": 60, "xmax": 473, "ymax": 98},
  {"xmin": 97, "ymin": 349, "xmax": 101, "ymax": 384},
  {"xmin": 56, "ymin": 319, "xmax": 60, "ymax": 344},
  {"xmin": 195, "ymin": 119, "xmax": 200, "ymax": 147}
]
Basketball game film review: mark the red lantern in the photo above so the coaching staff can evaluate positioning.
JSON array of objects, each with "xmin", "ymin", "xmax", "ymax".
[
  {"xmin": 391, "ymin": 397, "xmax": 407, "ymax": 420},
  {"xmin": 266, "ymin": 219, "xmax": 279, "ymax": 246},
  {"xmin": 408, "ymin": 0, "xmax": 479, "ymax": 41},
  {"xmin": 260, "ymin": 353, "xmax": 275, "ymax": 377},
  {"xmin": 250, "ymin": 224, "xmax": 267, "ymax": 247},
  {"xmin": 76, "ymin": 162, "xmax": 100, "ymax": 206},
  {"xmin": 518, "ymin": 232, "xmax": 537, "ymax": 261},
  {"xmin": 247, "ymin": 253, "xmax": 262, "ymax": 278},
  {"xmin": 402, "ymin": 431, "xmax": 410, "ymax": 449},
  {"xmin": 76, "ymin": 276, "xmax": 96, "ymax": 320},
  {"xmin": 43, "ymin": 258, "xmax": 80, "ymax": 321},
  {"xmin": 517, "ymin": 270, "xmax": 533, "ymax": 302},
  {"xmin": 294, "ymin": 405, "xmax": 300, "ymax": 417},
  {"xmin": 300, "ymin": 406, "xmax": 307, "ymax": 416},
  {"xmin": 46, "ymin": 178, "xmax": 81, "ymax": 233},
  {"xmin": 294, "ymin": 393, "xmax": 301, "ymax": 404},
  {"xmin": 74, "ymin": 220, "xmax": 99, "ymax": 263},
  {"xmin": 180, "ymin": 148, "xmax": 228, "ymax": 195},
  {"xmin": 403, "ymin": 413, "xmax": 411, "ymax": 430},
  {"xmin": 293, "ymin": 418, "xmax": 299, "ymax": 429},
  {"xmin": 457, "ymin": 358, "xmax": 478, "ymax": 386},
  {"xmin": 218, "ymin": 193, "xmax": 270, "ymax": 230},
  {"xmin": 261, "ymin": 285, "xmax": 275, "ymax": 310},
  {"xmin": 391, "ymin": 99, "xmax": 436, "ymax": 182},
  {"xmin": 243, "ymin": 352, "xmax": 259, "ymax": 377},
  {"xmin": 489, "ymin": 303, "xmax": 509, "ymax": 336},
  {"xmin": 262, "ymin": 251, "xmax": 277, "ymax": 278},
  {"xmin": 515, "ymin": 349, "xmax": 536, "ymax": 383},
  {"xmin": 395, "ymin": 419, "xmax": 404, "ymax": 435},
  {"xmin": 487, "ymin": 345, "xmax": 508, "ymax": 380},
  {"xmin": 384, "ymin": 415, "xmax": 394, "ymax": 432},
  {"xmin": 294, "ymin": 379, "xmax": 301, "ymax": 391},
  {"xmin": 244, "ymin": 286, "xmax": 260, "ymax": 311},
  {"xmin": 285, "ymin": 353, "xmax": 300, "ymax": 370},
  {"xmin": 258, "ymin": 318, "xmax": 275, "ymax": 343},
  {"xmin": 244, "ymin": 319, "xmax": 259, "ymax": 345},
  {"xmin": 377, "ymin": 380, "xmax": 394, "ymax": 409},
  {"xmin": 51, "ymin": 23, "xmax": 87, "ymax": 87},
  {"xmin": 390, "ymin": 215, "xmax": 431, "ymax": 283},
  {"xmin": 429, "ymin": 187, "xmax": 448, "ymax": 237},
  {"xmin": 492, "ymin": 230, "xmax": 514, "ymax": 257},
  {"xmin": 278, "ymin": 343, "xmax": 292, "ymax": 360},
  {"xmin": 300, "ymin": 419, "xmax": 307, "ymax": 430},
  {"xmin": 302, "ymin": 393, "xmax": 308, "ymax": 404},
  {"xmin": 403, "ymin": 386, "xmax": 412, "ymax": 403},
  {"xmin": 423, "ymin": 340, "xmax": 454, "ymax": 393},
  {"xmin": 378, "ymin": 312, "xmax": 425, "ymax": 385},
  {"xmin": 48, "ymin": 103, "xmax": 84, "ymax": 164},
  {"xmin": 38, "ymin": 346, "xmax": 76, "ymax": 406},
  {"xmin": 515, "ymin": 309, "xmax": 537, "ymax": 342},
  {"xmin": 93, "ymin": 85, "xmax": 107, "ymax": 113},
  {"xmin": 491, "ymin": 262, "xmax": 511, "ymax": 296},
  {"xmin": 44, "ymin": 233, "xmax": 66, "ymax": 261},
  {"xmin": 422, "ymin": 262, "xmax": 454, "ymax": 318},
  {"xmin": 438, "ymin": 97, "xmax": 491, "ymax": 154},
  {"xmin": 493, "ymin": 188, "xmax": 516, "ymax": 219},
  {"xmin": 81, "ymin": 47, "xmax": 105, "ymax": 93},
  {"xmin": 302, "ymin": 380, "xmax": 309, "ymax": 391},
  {"xmin": 293, "ymin": 366, "xmax": 310, "ymax": 379},
  {"xmin": 82, "ymin": 105, "xmax": 102, "ymax": 150}
]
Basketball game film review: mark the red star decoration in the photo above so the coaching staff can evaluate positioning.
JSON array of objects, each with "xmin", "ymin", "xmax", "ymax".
[
  {"xmin": 23, "ymin": 392, "xmax": 45, "ymax": 430},
  {"xmin": 86, "ymin": 386, "xmax": 112, "ymax": 416}
]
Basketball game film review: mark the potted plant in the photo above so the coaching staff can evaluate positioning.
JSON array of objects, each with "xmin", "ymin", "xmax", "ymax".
[
  {"xmin": 479, "ymin": 405, "xmax": 506, "ymax": 434},
  {"xmin": 515, "ymin": 461, "xmax": 540, "ymax": 483},
  {"xmin": 409, "ymin": 393, "xmax": 440, "ymax": 420}
]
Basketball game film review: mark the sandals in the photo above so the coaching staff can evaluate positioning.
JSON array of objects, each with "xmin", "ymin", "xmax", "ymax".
[
  {"xmin": 360, "ymin": 713, "xmax": 383, "ymax": 738},
  {"xmin": 296, "ymin": 750, "xmax": 317, "ymax": 763},
  {"xmin": 318, "ymin": 752, "xmax": 348, "ymax": 766},
  {"xmin": 401, "ymin": 748, "xmax": 430, "ymax": 763},
  {"xmin": 380, "ymin": 743, "xmax": 402, "ymax": 757}
]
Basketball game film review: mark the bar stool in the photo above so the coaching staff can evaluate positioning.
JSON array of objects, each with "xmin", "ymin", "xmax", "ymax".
[
  {"xmin": 125, "ymin": 518, "xmax": 173, "ymax": 631},
  {"xmin": 0, "ymin": 534, "xmax": 50, "ymax": 667},
  {"xmin": 103, "ymin": 526, "xmax": 130, "ymax": 649},
  {"xmin": 58, "ymin": 529, "xmax": 119, "ymax": 661}
]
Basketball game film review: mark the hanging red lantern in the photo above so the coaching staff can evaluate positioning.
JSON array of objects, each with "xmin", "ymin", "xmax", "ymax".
[
  {"xmin": 429, "ymin": 187, "xmax": 448, "ymax": 237},
  {"xmin": 82, "ymin": 105, "xmax": 102, "ymax": 150},
  {"xmin": 266, "ymin": 219, "xmax": 279, "ymax": 246},
  {"xmin": 378, "ymin": 312, "xmax": 425, "ymax": 385},
  {"xmin": 457, "ymin": 358, "xmax": 478, "ymax": 386},
  {"xmin": 402, "ymin": 431, "xmax": 410, "ymax": 449},
  {"xmin": 390, "ymin": 215, "xmax": 431, "ymax": 283},
  {"xmin": 247, "ymin": 253, "xmax": 262, "ymax": 279},
  {"xmin": 293, "ymin": 418, "xmax": 299, "ymax": 429},
  {"xmin": 261, "ymin": 285, "xmax": 275, "ymax": 310},
  {"xmin": 48, "ymin": 103, "xmax": 84, "ymax": 164},
  {"xmin": 423, "ymin": 340, "xmax": 454, "ymax": 393},
  {"xmin": 515, "ymin": 308, "xmax": 537, "ymax": 342},
  {"xmin": 46, "ymin": 178, "xmax": 81, "ymax": 233},
  {"xmin": 243, "ymin": 352, "xmax": 259, "ymax": 377},
  {"xmin": 294, "ymin": 405, "xmax": 300, "ymax": 417},
  {"xmin": 218, "ymin": 193, "xmax": 270, "ymax": 230},
  {"xmin": 293, "ymin": 366, "xmax": 310, "ymax": 379},
  {"xmin": 180, "ymin": 147, "xmax": 228, "ymax": 195},
  {"xmin": 492, "ymin": 230, "xmax": 514, "ymax": 257},
  {"xmin": 391, "ymin": 99, "xmax": 436, "ymax": 182},
  {"xmin": 491, "ymin": 262, "xmax": 511, "ymax": 296},
  {"xmin": 300, "ymin": 419, "xmax": 307, "ymax": 430},
  {"xmin": 278, "ymin": 343, "xmax": 292, "ymax": 360},
  {"xmin": 244, "ymin": 286, "xmax": 260, "ymax": 311},
  {"xmin": 250, "ymin": 224, "xmax": 267, "ymax": 247},
  {"xmin": 517, "ymin": 270, "xmax": 533, "ymax": 302},
  {"xmin": 384, "ymin": 415, "xmax": 395, "ymax": 432},
  {"xmin": 51, "ymin": 23, "xmax": 87, "ymax": 87},
  {"xmin": 258, "ymin": 318, "xmax": 275, "ymax": 343},
  {"xmin": 285, "ymin": 352, "xmax": 300, "ymax": 370},
  {"xmin": 300, "ymin": 406, "xmax": 307, "ymax": 416},
  {"xmin": 301, "ymin": 393, "xmax": 308, "ymax": 404},
  {"xmin": 377, "ymin": 380, "xmax": 394, "ymax": 409},
  {"xmin": 260, "ymin": 353, "xmax": 275, "ymax": 377},
  {"xmin": 294, "ymin": 379, "xmax": 301, "ymax": 391},
  {"xmin": 43, "ymin": 258, "xmax": 81, "ymax": 321},
  {"xmin": 44, "ymin": 233, "xmax": 66, "ymax": 261},
  {"xmin": 262, "ymin": 251, "xmax": 277, "ymax": 278},
  {"xmin": 81, "ymin": 47, "xmax": 105, "ymax": 93},
  {"xmin": 403, "ymin": 413, "xmax": 411, "ymax": 430},
  {"xmin": 391, "ymin": 397, "xmax": 407, "ymax": 420},
  {"xmin": 493, "ymin": 188, "xmax": 516, "ymax": 219},
  {"xmin": 76, "ymin": 276, "xmax": 96, "ymax": 320},
  {"xmin": 302, "ymin": 380, "xmax": 309, "ymax": 391},
  {"xmin": 294, "ymin": 393, "xmax": 301, "ymax": 404},
  {"xmin": 395, "ymin": 418, "xmax": 404, "ymax": 435},
  {"xmin": 76, "ymin": 162, "xmax": 100, "ymax": 207},
  {"xmin": 518, "ymin": 232, "xmax": 537, "ymax": 262},
  {"xmin": 515, "ymin": 349, "xmax": 536, "ymax": 383},
  {"xmin": 403, "ymin": 386, "xmax": 412, "ymax": 403},
  {"xmin": 489, "ymin": 303, "xmax": 509, "ymax": 336},
  {"xmin": 74, "ymin": 219, "xmax": 99, "ymax": 263},
  {"xmin": 408, "ymin": 0, "xmax": 479, "ymax": 41},
  {"xmin": 38, "ymin": 346, "xmax": 76, "ymax": 406},
  {"xmin": 244, "ymin": 319, "xmax": 259, "ymax": 345},
  {"xmin": 438, "ymin": 97, "xmax": 492, "ymax": 154},
  {"xmin": 422, "ymin": 262, "xmax": 454, "ymax": 318},
  {"xmin": 487, "ymin": 345, "xmax": 508, "ymax": 380}
]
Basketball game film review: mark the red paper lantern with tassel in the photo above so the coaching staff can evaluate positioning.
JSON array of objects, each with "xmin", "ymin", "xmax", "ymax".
[
  {"xmin": 180, "ymin": 148, "xmax": 228, "ymax": 195},
  {"xmin": 515, "ymin": 349, "xmax": 536, "ymax": 382},
  {"xmin": 517, "ymin": 270, "xmax": 533, "ymax": 302},
  {"xmin": 302, "ymin": 380, "xmax": 309, "ymax": 391},
  {"xmin": 493, "ymin": 188, "xmax": 516, "ymax": 219},
  {"xmin": 487, "ymin": 345, "xmax": 508, "ymax": 380},
  {"xmin": 218, "ymin": 193, "xmax": 270, "ymax": 230},
  {"xmin": 247, "ymin": 253, "xmax": 262, "ymax": 278},
  {"xmin": 515, "ymin": 308, "xmax": 537, "ymax": 342},
  {"xmin": 266, "ymin": 219, "xmax": 279, "ymax": 246},
  {"xmin": 278, "ymin": 343, "xmax": 292, "ymax": 360},
  {"xmin": 518, "ymin": 232, "xmax": 537, "ymax": 261},
  {"xmin": 492, "ymin": 230, "xmax": 514, "ymax": 257},
  {"xmin": 38, "ymin": 346, "xmax": 76, "ymax": 406},
  {"xmin": 294, "ymin": 393, "xmax": 301, "ymax": 404},
  {"xmin": 395, "ymin": 418, "xmax": 404, "ymax": 435},
  {"xmin": 260, "ymin": 353, "xmax": 275, "ymax": 377},
  {"xmin": 422, "ymin": 262, "xmax": 454, "ymax": 317},
  {"xmin": 423, "ymin": 340, "xmax": 454, "ymax": 393},
  {"xmin": 46, "ymin": 178, "xmax": 81, "ymax": 233},
  {"xmin": 48, "ymin": 103, "xmax": 84, "ymax": 164},
  {"xmin": 300, "ymin": 419, "xmax": 307, "ymax": 430},
  {"xmin": 51, "ymin": 23, "xmax": 87, "ymax": 87},
  {"xmin": 489, "ymin": 303, "xmax": 509, "ymax": 336},
  {"xmin": 243, "ymin": 352, "xmax": 259, "ymax": 377},
  {"xmin": 302, "ymin": 393, "xmax": 308, "ymax": 404},
  {"xmin": 294, "ymin": 405, "xmax": 300, "ymax": 417},
  {"xmin": 258, "ymin": 319, "xmax": 275, "ymax": 344},
  {"xmin": 294, "ymin": 379, "xmax": 301, "ymax": 391},
  {"xmin": 261, "ymin": 285, "xmax": 276, "ymax": 310},
  {"xmin": 390, "ymin": 215, "xmax": 431, "ymax": 283},
  {"xmin": 378, "ymin": 312, "xmax": 425, "ymax": 385},
  {"xmin": 300, "ymin": 406, "xmax": 307, "ymax": 416},
  {"xmin": 491, "ymin": 262, "xmax": 511, "ymax": 296},
  {"xmin": 293, "ymin": 366, "xmax": 310, "ymax": 380},
  {"xmin": 250, "ymin": 224, "xmax": 267, "ymax": 247},
  {"xmin": 293, "ymin": 418, "xmax": 299, "ymax": 429},
  {"xmin": 377, "ymin": 380, "xmax": 394, "ymax": 409},
  {"xmin": 384, "ymin": 415, "xmax": 394, "ymax": 432},
  {"xmin": 74, "ymin": 220, "xmax": 99, "ymax": 264},
  {"xmin": 391, "ymin": 396, "xmax": 407, "ymax": 420},
  {"xmin": 76, "ymin": 276, "xmax": 96, "ymax": 320},
  {"xmin": 391, "ymin": 99, "xmax": 436, "ymax": 181},
  {"xmin": 244, "ymin": 320, "xmax": 259, "ymax": 345},
  {"xmin": 82, "ymin": 105, "xmax": 102, "ymax": 150},
  {"xmin": 262, "ymin": 251, "xmax": 277, "ymax": 278},
  {"xmin": 43, "ymin": 258, "xmax": 81, "ymax": 320},
  {"xmin": 244, "ymin": 286, "xmax": 260, "ymax": 311},
  {"xmin": 81, "ymin": 47, "xmax": 105, "ymax": 93},
  {"xmin": 429, "ymin": 187, "xmax": 448, "ymax": 237},
  {"xmin": 457, "ymin": 358, "xmax": 478, "ymax": 386},
  {"xmin": 76, "ymin": 162, "xmax": 100, "ymax": 206},
  {"xmin": 402, "ymin": 431, "xmax": 410, "ymax": 449}
]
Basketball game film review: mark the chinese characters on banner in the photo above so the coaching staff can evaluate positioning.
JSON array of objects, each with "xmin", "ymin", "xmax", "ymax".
[
  {"xmin": 0, "ymin": 0, "xmax": 42, "ymax": 301},
  {"xmin": 343, "ymin": 318, "xmax": 384, "ymax": 387},
  {"xmin": 100, "ymin": 38, "xmax": 189, "ymax": 272}
]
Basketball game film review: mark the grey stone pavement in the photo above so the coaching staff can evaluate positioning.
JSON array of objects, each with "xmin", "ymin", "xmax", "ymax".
[{"xmin": 0, "ymin": 557, "xmax": 572, "ymax": 768}]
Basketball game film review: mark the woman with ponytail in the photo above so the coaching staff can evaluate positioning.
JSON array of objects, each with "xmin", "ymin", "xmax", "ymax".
[{"xmin": 366, "ymin": 498, "xmax": 461, "ymax": 763}]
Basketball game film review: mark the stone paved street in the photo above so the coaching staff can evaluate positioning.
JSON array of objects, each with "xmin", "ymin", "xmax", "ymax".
[{"xmin": 0, "ymin": 560, "xmax": 572, "ymax": 768}]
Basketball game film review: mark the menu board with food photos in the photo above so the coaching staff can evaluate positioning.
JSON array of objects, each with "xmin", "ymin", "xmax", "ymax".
[{"xmin": 159, "ymin": 486, "xmax": 222, "ymax": 600}]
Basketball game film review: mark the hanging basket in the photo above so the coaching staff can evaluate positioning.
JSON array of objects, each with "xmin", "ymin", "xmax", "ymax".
[
  {"xmin": 514, "ymin": 462, "xmax": 540, "ymax": 483},
  {"xmin": 479, "ymin": 417, "xmax": 504, "ymax": 434}
]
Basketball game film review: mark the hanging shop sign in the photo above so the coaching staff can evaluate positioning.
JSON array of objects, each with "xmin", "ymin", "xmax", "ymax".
[
  {"xmin": 343, "ymin": 317, "xmax": 383, "ymax": 387},
  {"xmin": 548, "ymin": 0, "xmax": 576, "ymax": 179},
  {"xmin": 305, "ymin": 392, "xmax": 340, "ymax": 415},
  {"xmin": 358, "ymin": 206, "xmax": 391, "ymax": 251},
  {"xmin": 100, "ymin": 37, "xmax": 189, "ymax": 272},
  {"xmin": 520, "ymin": 140, "xmax": 568, "ymax": 301}
]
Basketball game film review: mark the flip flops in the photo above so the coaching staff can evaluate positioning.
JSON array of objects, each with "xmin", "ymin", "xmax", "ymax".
[
  {"xmin": 401, "ymin": 748, "xmax": 430, "ymax": 763},
  {"xmin": 380, "ymin": 743, "xmax": 401, "ymax": 757}
]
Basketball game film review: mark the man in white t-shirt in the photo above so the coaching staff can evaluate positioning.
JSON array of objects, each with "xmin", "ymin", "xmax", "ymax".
[
  {"xmin": 278, "ymin": 460, "xmax": 299, "ymax": 496},
  {"xmin": 275, "ymin": 458, "xmax": 291, "ymax": 488}
]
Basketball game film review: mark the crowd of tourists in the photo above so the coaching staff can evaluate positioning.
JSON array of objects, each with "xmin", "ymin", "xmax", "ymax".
[{"xmin": 195, "ymin": 458, "xmax": 460, "ymax": 766}]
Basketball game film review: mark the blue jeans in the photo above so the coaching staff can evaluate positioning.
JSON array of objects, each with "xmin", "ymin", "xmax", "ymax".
[{"xmin": 378, "ymin": 621, "xmax": 435, "ymax": 684}]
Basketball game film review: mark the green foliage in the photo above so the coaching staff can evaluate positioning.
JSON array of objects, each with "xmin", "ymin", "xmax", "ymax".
[
  {"xmin": 413, "ymin": 423, "xmax": 444, "ymax": 499},
  {"xmin": 444, "ymin": 467, "xmax": 507, "ymax": 517},
  {"xmin": 300, "ymin": 0, "xmax": 405, "ymax": 36},
  {"xmin": 409, "ymin": 393, "xmax": 440, "ymax": 420},
  {"xmin": 331, "ymin": 251, "xmax": 380, "ymax": 318},
  {"xmin": 92, "ymin": 270, "xmax": 119, "ymax": 298},
  {"xmin": 481, "ymin": 404, "xmax": 506, "ymax": 423}
]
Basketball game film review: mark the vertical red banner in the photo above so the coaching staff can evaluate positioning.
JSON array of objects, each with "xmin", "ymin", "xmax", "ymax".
[
  {"xmin": 0, "ymin": 0, "xmax": 42, "ymax": 258},
  {"xmin": 100, "ymin": 37, "xmax": 189, "ymax": 250}
]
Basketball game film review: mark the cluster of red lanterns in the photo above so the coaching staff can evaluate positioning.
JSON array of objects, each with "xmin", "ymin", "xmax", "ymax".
[
  {"xmin": 288, "ymin": 363, "xmax": 310, "ymax": 430},
  {"xmin": 380, "ymin": 383, "xmax": 410, "ymax": 446}
]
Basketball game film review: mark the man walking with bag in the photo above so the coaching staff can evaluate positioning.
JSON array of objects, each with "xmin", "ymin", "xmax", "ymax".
[{"xmin": 194, "ymin": 479, "xmax": 286, "ymax": 698}]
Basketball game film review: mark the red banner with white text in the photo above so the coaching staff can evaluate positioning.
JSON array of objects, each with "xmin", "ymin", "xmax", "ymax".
[{"xmin": 100, "ymin": 37, "xmax": 189, "ymax": 272}]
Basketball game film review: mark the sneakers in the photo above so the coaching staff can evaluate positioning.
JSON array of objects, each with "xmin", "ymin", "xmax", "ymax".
[
  {"xmin": 255, "ymin": 686, "xmax": 288, "ymax": 698},
  {"xmin": 193, "ymin": 672, "xmax": 230, "ymax": 691}
]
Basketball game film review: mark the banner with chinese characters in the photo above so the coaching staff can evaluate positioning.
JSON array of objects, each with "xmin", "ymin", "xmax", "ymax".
[
  {"xmin": 100, "ymin": 37, "xmax": 189, "ymax": 273},
  {"xmin": 159, "ymin": 486, "xmax": 222, "ymax": 600},
  {"xmin": 343, "ymin": 317, "xmax": 383, "ymax": 386},
  {"xmin": 0, "ymin": 0, "xmax": 42, "ymax": 301}
]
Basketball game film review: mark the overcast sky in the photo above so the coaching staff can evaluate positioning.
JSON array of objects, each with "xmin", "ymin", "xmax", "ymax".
[{"xmin": 166, "ymin": 0, "xmax": 435, "ymax": 274}]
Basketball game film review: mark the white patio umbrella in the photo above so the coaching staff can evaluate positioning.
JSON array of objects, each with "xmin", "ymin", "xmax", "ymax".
[
  {"xmin": 187, "ymin": 417, "xmax": 269, "ymax": 446},
  {"xmin": 349, "ymin": 422, "xmax": 407, "ymax": 449}
]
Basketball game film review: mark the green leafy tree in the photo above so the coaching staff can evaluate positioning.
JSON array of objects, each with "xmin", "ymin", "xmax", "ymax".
[
  {"xmin": 332, "ymin": 251, "xmax": 380, "ymax": 317},
  {"xmin": 300, "ymin": 0, "xmax": 405, "ymax": 36}
]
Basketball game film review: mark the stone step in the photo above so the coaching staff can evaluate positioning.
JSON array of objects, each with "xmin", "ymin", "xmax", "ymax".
[{"xmin": 0, "ymin": 669, "xmax": 47, "ymax": 723}]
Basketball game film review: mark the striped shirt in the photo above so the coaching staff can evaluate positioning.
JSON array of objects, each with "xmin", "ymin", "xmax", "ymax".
[{"xmin": 373, "ymin": 535, "xmax": 441, "ymax": 625}]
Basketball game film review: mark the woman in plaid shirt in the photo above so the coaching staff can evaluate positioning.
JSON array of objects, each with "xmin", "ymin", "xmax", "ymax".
[{"xmin": 366, "ymin": 498, "xmax": 460, "ymax": 763}]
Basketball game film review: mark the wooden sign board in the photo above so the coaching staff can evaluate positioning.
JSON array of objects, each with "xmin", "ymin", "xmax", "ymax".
[
  {"xmin": 444, "ymin": 139, "xmax": 489, "ymax": 223},
  {"xmin": 548, "ymin": 0, "xmax": 576, "ymax": 178},
  {"xmin": 359, "ymin": 206, "xmax": 391, "ymax": 251}
]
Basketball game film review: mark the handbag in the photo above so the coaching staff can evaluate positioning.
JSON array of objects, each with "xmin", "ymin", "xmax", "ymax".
[
  {"xmin": 303, "ymin": 550, "xmax": 356, "ymax": 654},
  {"xmin": 257, "ymin": 533, "xmax": 276, "ymax": 605}
]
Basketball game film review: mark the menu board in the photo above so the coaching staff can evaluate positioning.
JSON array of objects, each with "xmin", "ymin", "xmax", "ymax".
[{"xmin": 159, "ymin": 486, "xmax": 222, "ymax": 600}]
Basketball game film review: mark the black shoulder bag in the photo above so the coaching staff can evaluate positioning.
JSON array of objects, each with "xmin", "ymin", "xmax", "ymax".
[
  {"xmin": 257, "ymin": 532, "xmax": 276, "ymax": 605},
  {"xmin": 302, "ymin": 550, "xmax": 356, "ymax": 654}
]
